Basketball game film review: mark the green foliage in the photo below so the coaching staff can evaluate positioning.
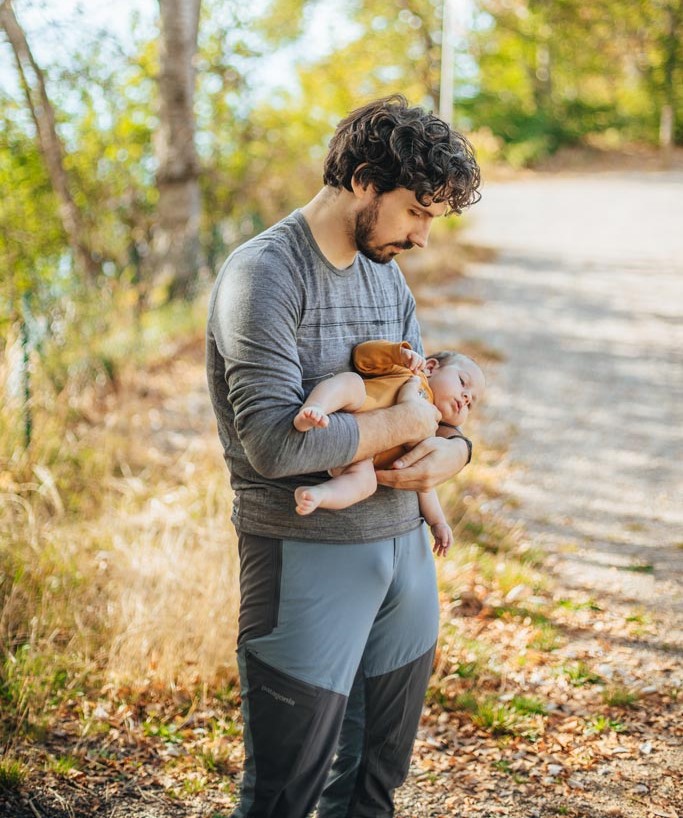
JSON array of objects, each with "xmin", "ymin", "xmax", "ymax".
[
  {"xmin": 0, "ymin": 757, "xmax": 27, "ymax": 791},
  {"xmin": 2, "ymin": 0, "xmax": 681, "ymax": 323},
  {"xmin": 509, "ymin": 695, "xmax": 547, "ymax": 715},
  {"xmin": 528, "ymin": 623, "xmax": 563, "ymax": 652},
  {"xmin": 0, "ymin": 105, "xmax": 65, "ymax": 300},
  {"xmin": 585, "ymin": 715, "xmax": 627, "ymax": 734},
  {"xmin": 253, "ymin": 0, "xmax": 311, "ymax": 43},
  {"xmin": 562, "ymin": 661, "xmax": 604, "ymax": 687},
  {"xmin": 492, "ymin": 605, "xmax": 549, "ymax": 625},
  {"xmin": 602, "ymin": 685, "xmax": 640, "ymax": 708},
  {"xmin": 143, "ymin": 718, "xmax": 184, "ymax": 744},
  {"xmin": 471, "ymin": 697, "xmax": 526, "ymax": 735},
  {"xmin": 453, "ymin": 691, "xmax": 479, "ymax": 712},
  {"xmin": 182, "ymin": 777, "xmax": 208, "ymax": 795},
  {"xmin": 0, "ymin": 626, "xmax": 91, "ymax": 729},
  {"xmin": 621, "ymin": 562, "xmax": 655, "ymax": 573},
  {"xmin": 463, "ymin": 0, "xmax": 683, "ymax": 161},
  {"xmin": 557, "ymin": 597, "xmax": 602, "ymax": 612},
  {"xmin": 48, "ymin": 754, "xmax": 81, "ymax": 776}
]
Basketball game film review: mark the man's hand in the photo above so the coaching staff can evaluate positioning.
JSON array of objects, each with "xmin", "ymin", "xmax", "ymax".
[
  {"xmin": 394, "ymin": 376, "xmax": 439, "ymax": 447},
  {"xmin": 375, "ymin": 436, "xmax": 470, "ymax": 491}
]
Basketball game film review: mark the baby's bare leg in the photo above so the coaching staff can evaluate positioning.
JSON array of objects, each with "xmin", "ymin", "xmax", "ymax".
[
  {"xmin": 294, "ymin": 459, "xmax": 377, "ymax": 515},
  {"xmin": 293, "ymin": 372, "xmax": 366, "ymax": 432}
]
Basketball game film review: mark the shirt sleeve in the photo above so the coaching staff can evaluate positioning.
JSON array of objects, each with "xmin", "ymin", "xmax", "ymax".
[{"xmin": 208, "ymin": 247, "xmax": 359, "ymax": 479}]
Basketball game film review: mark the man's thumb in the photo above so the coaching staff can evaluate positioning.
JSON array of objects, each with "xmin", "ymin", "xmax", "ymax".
[{"xmin": 392, "ymin": 440, "xmax": 426, "ymax": 469}]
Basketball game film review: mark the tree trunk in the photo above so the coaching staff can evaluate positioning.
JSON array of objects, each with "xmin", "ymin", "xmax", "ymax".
[
  {"xmin": 533, "ymin": 37, "xmax": 552, "ymax": 114},
  {"xmin": 659, "ymin": 0, "xmax": 681, "ymax": 166},
  {"xmin": 0, "ymin": 0, "xmax": 99, "ymax": 282},
  {"xmin": 153, "ymin": 0, "xmax": 203, "ymax": 301}
]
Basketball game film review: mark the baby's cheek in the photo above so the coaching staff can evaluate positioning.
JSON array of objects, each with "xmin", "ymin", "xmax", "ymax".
[{"xmin": 451, "ymin": 405, "xmax": 468, "ymax": 425}]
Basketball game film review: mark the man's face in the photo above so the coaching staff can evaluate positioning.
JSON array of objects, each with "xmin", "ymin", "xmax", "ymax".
[{"xmin": 352, "ymin": 187, "xmax": 447, "ymax": 264}]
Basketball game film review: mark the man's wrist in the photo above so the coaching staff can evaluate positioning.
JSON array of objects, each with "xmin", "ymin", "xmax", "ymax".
[{"xmin": 445, "ymin": 433, "xmax": 473, "ymax": 465}]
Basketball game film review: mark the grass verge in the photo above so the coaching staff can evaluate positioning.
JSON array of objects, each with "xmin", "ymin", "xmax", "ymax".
[{"xmin": 1, "ymin": 292, "xmax": 239, "ymax": 750}]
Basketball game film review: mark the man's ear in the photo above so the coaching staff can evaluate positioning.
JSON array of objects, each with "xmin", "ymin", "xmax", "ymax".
[
  {"xmin": 424, "ymin": 357, "xmax": 439, "ymax": 375},
  {"xmin": 350, "ymin": 165, "xmax": 374, "ymax": 200}
]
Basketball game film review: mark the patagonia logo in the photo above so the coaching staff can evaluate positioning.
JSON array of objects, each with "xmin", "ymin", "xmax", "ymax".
[{"xmin": 261, "ymin": 684, "xmax": 295, "ymax": 706}]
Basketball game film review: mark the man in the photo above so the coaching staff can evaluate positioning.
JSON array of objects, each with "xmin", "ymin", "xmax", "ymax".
[{"xmin": 206, "ymin": 95, "xmax": 481, "ymax": 818}]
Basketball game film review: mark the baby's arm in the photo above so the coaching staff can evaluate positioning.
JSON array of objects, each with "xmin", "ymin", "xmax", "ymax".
[
  {"xmin": 419, "ymin": 489, "xmax": 453, "ymax": 557},
  {"xmin": 353, "ymin": 340, "xmax": 422, "ymax": 376}
]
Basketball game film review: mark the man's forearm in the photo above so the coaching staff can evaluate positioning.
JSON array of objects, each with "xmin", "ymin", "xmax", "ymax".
[{"xmin": 352, "ymin": 401, "xmax": 439, "ymax": 463}]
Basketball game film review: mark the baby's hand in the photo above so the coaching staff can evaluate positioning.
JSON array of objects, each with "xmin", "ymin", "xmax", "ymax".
[
  {"xmin": 431, "ymin": 522, "xmax": 453, "ymax": 557},
  {"xmin": 400, "ymin": 347, "xmax": 427, "ymax": 373}
]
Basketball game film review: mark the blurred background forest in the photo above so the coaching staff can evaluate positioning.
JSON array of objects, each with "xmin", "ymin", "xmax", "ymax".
[{"xmin": 1, "ymin": 0, "xmax": 682, "ymax": 770}]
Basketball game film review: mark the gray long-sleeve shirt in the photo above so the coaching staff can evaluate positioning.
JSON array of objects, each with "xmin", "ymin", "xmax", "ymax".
[{"xmin": 206, "ymin": 209, "xmax": 424, "ymax": 542}]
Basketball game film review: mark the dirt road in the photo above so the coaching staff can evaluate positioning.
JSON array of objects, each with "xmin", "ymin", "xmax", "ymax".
[{"xmin": 422, "ymin": 170, "xmax": 683, "ymax": 615}]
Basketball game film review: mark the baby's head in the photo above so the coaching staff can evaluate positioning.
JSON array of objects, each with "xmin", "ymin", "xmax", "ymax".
[{"xmin": 424, "ymin": 351, "xmax": 485, "ymax": 427}]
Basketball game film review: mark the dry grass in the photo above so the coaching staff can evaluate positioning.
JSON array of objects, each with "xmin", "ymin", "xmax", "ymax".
[
  {"xmin": 1, "ymin": 298, "xmax": 240, "ymax": 742},
  {"xmin": 103, "ymin": 449, "xmax": 239, "ymax": 686}
]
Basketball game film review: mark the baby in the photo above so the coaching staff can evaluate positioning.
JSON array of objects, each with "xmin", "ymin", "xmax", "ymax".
[{"xmin": 292, "ymin": 339, "xmax": 485, "ymax": 557}]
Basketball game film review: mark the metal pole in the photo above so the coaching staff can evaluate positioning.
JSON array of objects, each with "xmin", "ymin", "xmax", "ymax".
[
  {"xmin": 439, "ymin": 0, "xmax": 455, "ymax": 124},
  {"xmin": 20, "ymin": 292, "xmax": 32, "ymax": 449}
]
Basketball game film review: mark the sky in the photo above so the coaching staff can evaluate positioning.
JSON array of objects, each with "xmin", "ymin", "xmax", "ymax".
[
  {"xmin": 3, "ymin": 0, "xmax": 155, "ymax": 64},
  {"xmin": 0, "ymin": 0, "xmax": 356, "ymax": 101}
]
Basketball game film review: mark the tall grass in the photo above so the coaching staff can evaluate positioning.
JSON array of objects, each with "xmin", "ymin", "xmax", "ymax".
[{"xmin": 1, "ymin": 292, "xmax": 240, "ymax": 741}]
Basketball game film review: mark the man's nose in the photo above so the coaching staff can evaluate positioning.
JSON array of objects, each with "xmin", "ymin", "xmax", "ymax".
[{"xmin": 408, "ymin": 222, "xmax": 431, "ymax": 248}]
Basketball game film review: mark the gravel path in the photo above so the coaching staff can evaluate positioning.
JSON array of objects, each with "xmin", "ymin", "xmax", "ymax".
[
  {"xmin": 396, "ymin": 169, "xmax": 683, "ymax": 818},
  {"xmin": 421, "ymin": 170, "xmax": 683, "ymax": 617}
]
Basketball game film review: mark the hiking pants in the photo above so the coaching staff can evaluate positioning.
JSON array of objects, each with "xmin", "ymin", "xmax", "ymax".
[{"xmin": 230, "ymin": 524, "xmax": 439, "ymax": 818}]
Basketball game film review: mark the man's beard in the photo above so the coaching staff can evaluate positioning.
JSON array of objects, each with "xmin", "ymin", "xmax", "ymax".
[{"xmin": 353, "ymin": 196, "xmax": 413, "ymax": 264}]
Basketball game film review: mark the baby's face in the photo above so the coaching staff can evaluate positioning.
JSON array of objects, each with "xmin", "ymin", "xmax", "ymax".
[{"xmin": 427, "ymin": 357, "xmax": 485, "ymax": 426}]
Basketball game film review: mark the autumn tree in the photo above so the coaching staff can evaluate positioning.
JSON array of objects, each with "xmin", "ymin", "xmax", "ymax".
[
  {"xmin": 0, "ymin": 0, "xmax": 99, "ymax": 281},
  {"xmin": 468, "ymin": 0, "xmax": 683, "ymax": 161}
]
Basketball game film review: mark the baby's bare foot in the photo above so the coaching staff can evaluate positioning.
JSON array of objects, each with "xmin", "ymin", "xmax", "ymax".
[
  {"xmin": 293, "ymin": 405, "xmax": 330, "ymax": 432},
  {"xmin": 294, "ymin": 486, "xmax": 323, "ymax": 516}
]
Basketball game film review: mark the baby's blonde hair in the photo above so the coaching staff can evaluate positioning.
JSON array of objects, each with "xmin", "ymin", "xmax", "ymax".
[{"xmin": 430, "ymin": 350, "xmax": 483, "ymax": 378}]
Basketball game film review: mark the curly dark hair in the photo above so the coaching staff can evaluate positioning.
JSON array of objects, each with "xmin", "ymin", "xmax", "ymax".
[{"xmin": 323, "ymin": 95, "xmax": 481, "ymax": 214}]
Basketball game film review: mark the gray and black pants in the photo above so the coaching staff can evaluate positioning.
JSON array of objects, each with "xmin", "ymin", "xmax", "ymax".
[{"xmin": 231, "ymin": 524, "xmax": 439, "ymax": 818}]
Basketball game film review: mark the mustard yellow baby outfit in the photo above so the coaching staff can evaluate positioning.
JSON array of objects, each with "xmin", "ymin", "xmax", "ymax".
[{"xmin": 352, "ymin": 339, "xmax": 434, "ymax": 470}]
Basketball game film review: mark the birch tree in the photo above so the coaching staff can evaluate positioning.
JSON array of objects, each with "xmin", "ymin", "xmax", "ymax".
[{"xmin": 153, "ymin": 0, "xmax": 202, "ymax": 300}]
